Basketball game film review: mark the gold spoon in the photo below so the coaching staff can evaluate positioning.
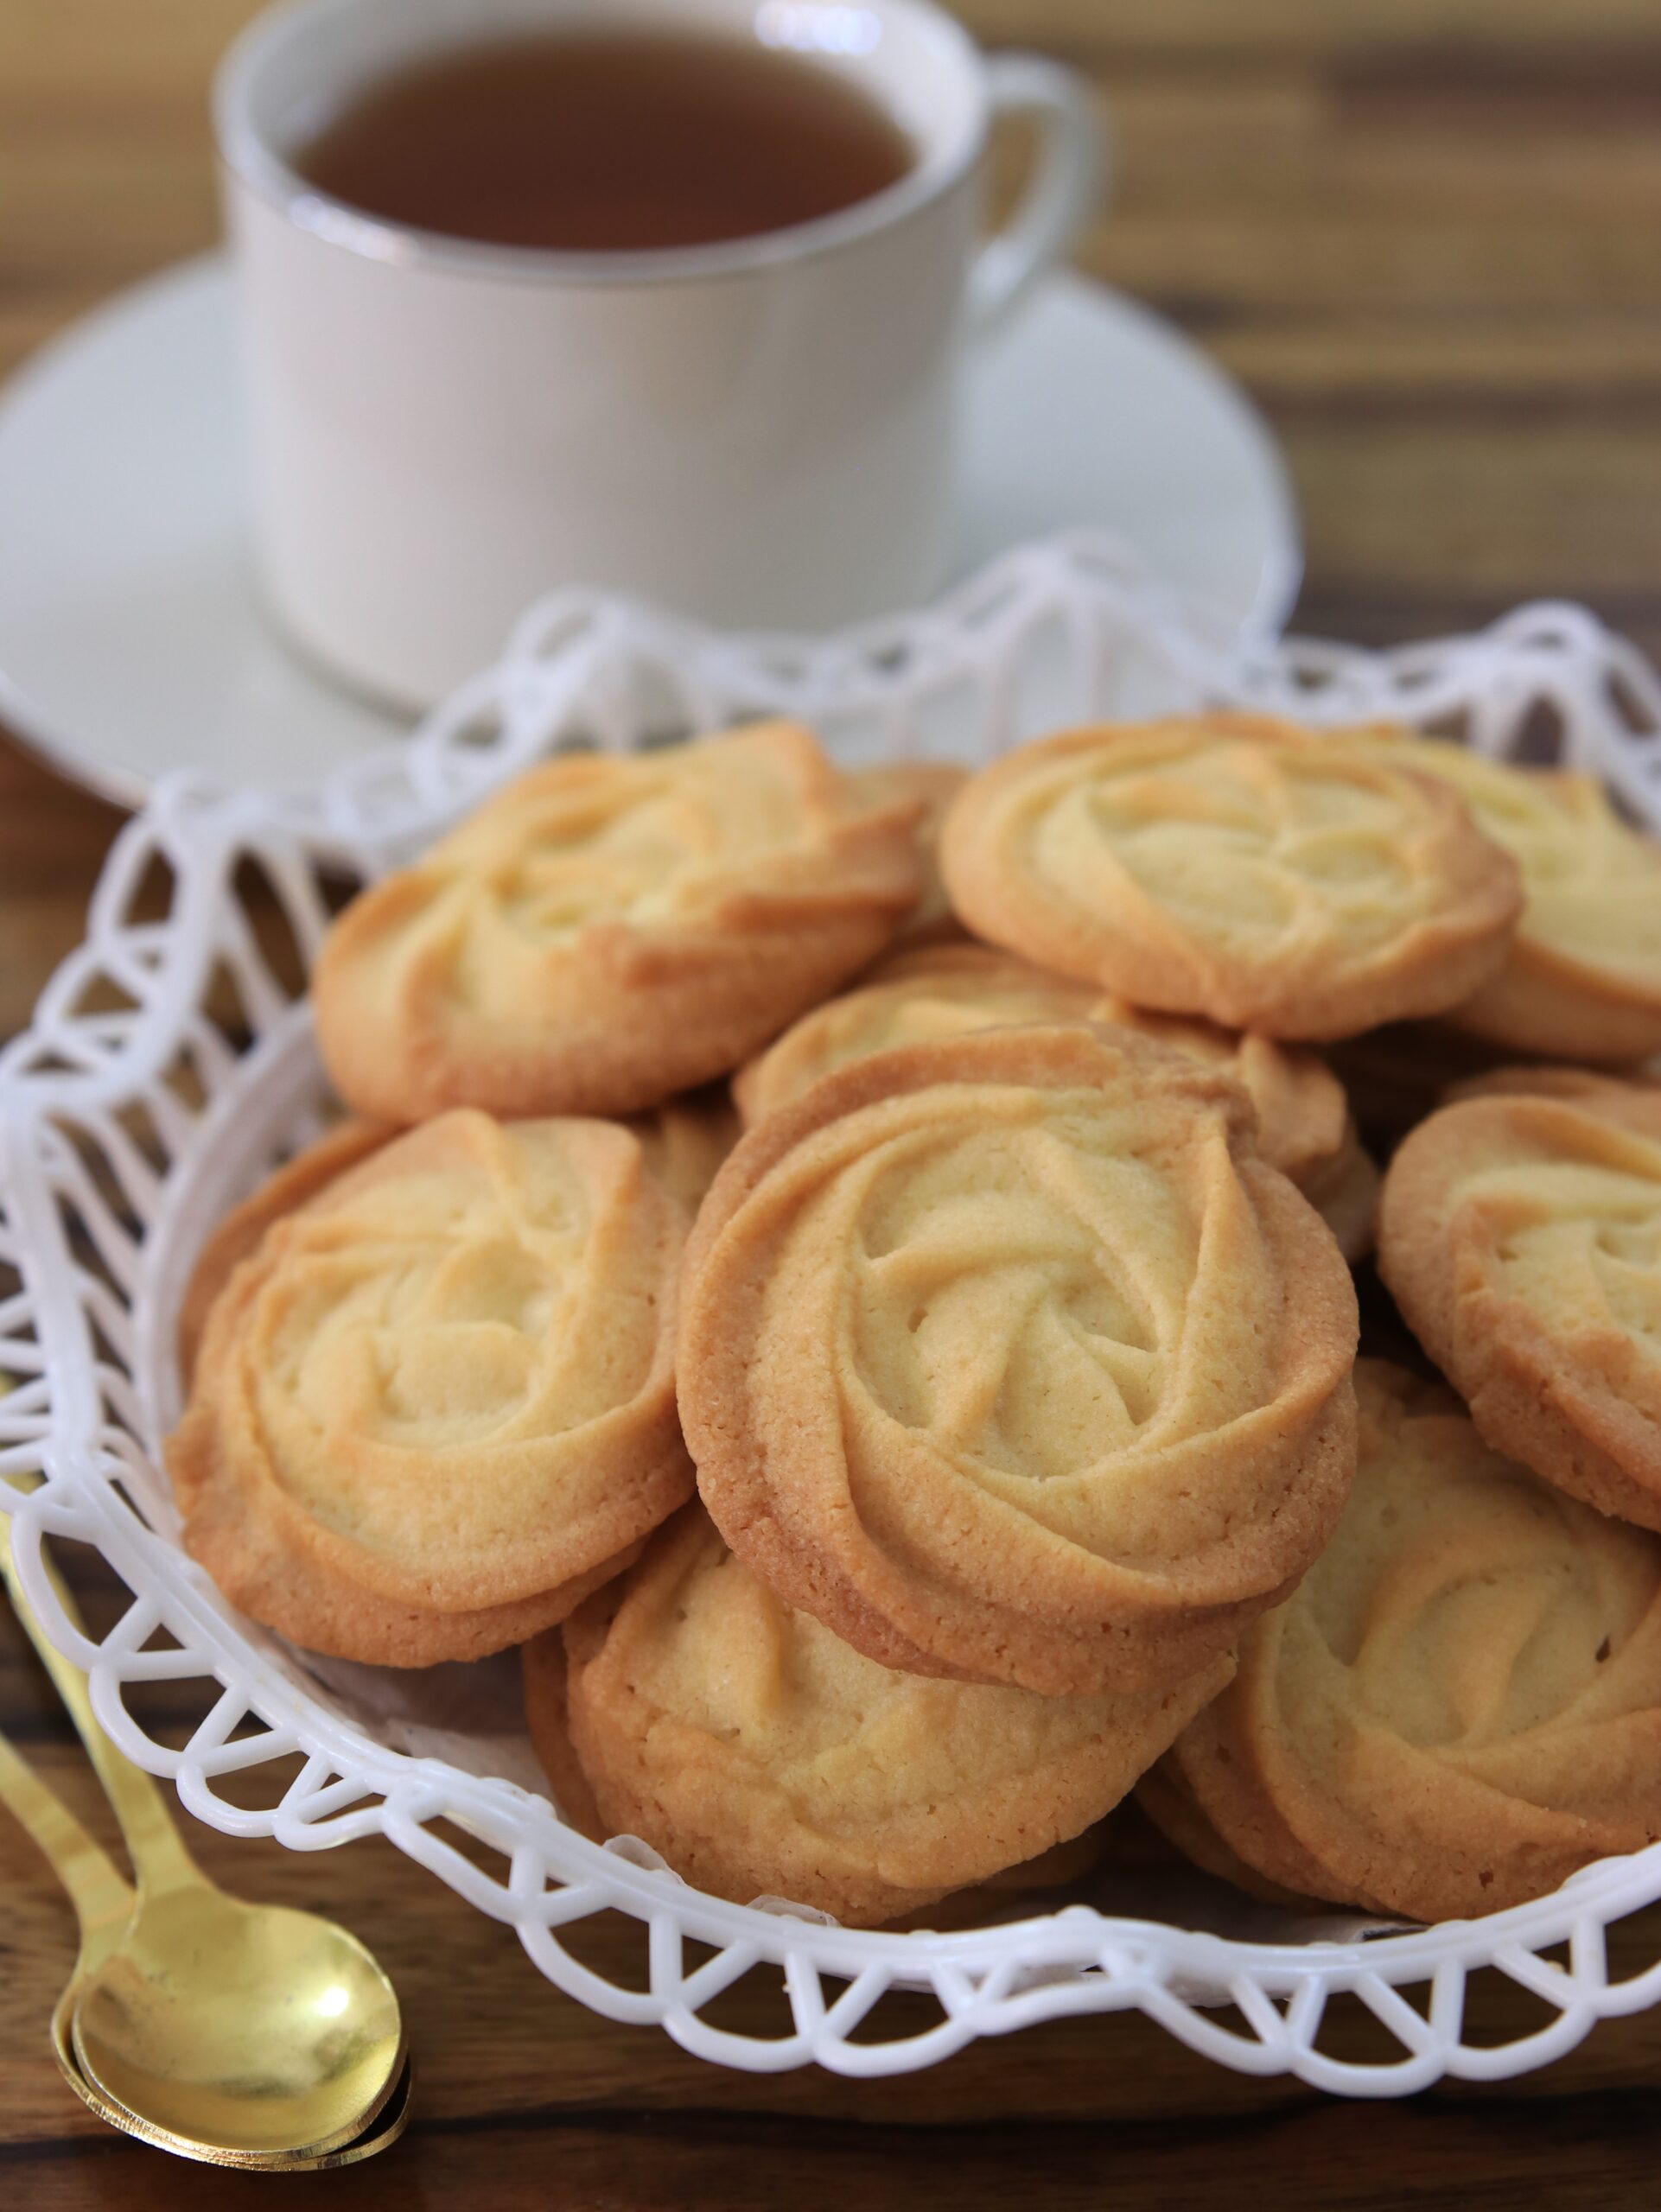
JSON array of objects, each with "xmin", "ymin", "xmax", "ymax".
[
  {"xmin": 0, "ymin": 1518, "xmax": 407, "ymax": 2163},
  {"xmin": 0, "ymin": 1719, "xmax": 414, "ymax": 2167}
]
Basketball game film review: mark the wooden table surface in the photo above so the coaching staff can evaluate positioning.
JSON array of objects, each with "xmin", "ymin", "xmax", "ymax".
[{"xmin": 7, "ymin": 3, "xmax": 1661, "ymax": 2203}]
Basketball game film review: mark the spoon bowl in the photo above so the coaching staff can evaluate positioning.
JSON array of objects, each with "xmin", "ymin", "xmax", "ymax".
[
  {"xmin": 73, "ymin": 1885, "xmax": 404, "ymax": 2159},
  {"xmin": 0, "ymin": 1506, "xmax": 407, "ymax": 2164}
]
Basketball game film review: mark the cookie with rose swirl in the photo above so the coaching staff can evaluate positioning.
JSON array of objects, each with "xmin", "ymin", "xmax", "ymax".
[
  {"xmin": 1145, "ymin": 1360, "xmax": 1661, "ymax": 1921},
  {"xmin": 313, "ymin": 721, "xmax": 924, "ymax": 1123},
  {"xmin": 735, "ymin": 944, "xmax": 1381, "ymax": 1259},
  {"xmin": 730, "ymin": 944, "xmax": 1104, "ymax": 1128},
  {"xmin": 680, "ymin": 1023, "xmax": 1359, "ymax": 1696},
  {"xmin": 731, "ymin": 943, "xmax": 1378, "ymax": 1256},
  {"xmin": 1379, "ymin": 1076, "xmax": 1661, "ymax": 1529},
  {"xmin": 938, "ymin": 713, "xmax": 1523, "ymax": 1039},
  {"xmin": 1340, "ymin": 729, "xmax": 1661, "ymax": 1061},
  {"xmin": 175, "ymin": 1116, "xmax": 395, "ymax": 1388},
  {"xmin": 175, "ymin": 1091, "xmax": 737, "ymax": 1388},
  {"xmin": 167, "ymin": 1109, "xmax": 693, "ymax": 1665},
  {"xmin": 525, "ymin": 1507, "xmax": 1233, "ymax": 1926}
]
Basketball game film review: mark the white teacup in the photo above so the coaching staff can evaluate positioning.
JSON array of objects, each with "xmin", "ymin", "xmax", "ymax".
[{"xmin": 216, "ymin": 0, "xmax": 1104, "ymax": 710}]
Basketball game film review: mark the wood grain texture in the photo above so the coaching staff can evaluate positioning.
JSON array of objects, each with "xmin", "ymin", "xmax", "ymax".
[{"xmin": 5, "ymin": 1, "xmax": 1661, "ymax": 2202}]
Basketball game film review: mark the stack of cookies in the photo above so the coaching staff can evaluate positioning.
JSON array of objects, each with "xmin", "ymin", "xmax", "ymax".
[{"xmin": 167, "ymin": 709, "xmax": 1661, "ymax": 1928}]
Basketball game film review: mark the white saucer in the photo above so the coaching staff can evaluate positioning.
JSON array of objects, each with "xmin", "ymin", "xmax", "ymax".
[{"xmin": 0, "ymin": 254, "xmax": 1300, "ymax": 804}]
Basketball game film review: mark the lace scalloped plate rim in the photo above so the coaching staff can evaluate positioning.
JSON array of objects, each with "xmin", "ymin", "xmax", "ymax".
[{"xmin": 4, "ymin": 533, "xmax": 1661, "ymax": 2090}]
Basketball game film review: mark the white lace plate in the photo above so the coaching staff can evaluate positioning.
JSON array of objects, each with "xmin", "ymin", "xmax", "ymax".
[{"xmin": 4, "ymin": 532, "xmax": 1661, "ymax": 2094}]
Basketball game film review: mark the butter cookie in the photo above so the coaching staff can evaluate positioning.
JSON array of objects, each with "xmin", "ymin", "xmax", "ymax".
[
  {"xmin": 314, "ymin": 722, "xmax": 923, "ymax": 1122},
  {"xmin": 681, "ymin": 1024, "xmax": 1359, "ymax": 1695},
  {"xmin": 730, "ymin": 944, "xmax": 1105, "ymax": 1128},
  {"xmin": 178, "ymin": 1096, "xmax": 732, "ymax": 1382},
  {"xmin": 1380, "ymin": 1076, "xmax": 1661, "ymax": 1529},
  {"xmin": 1343, "ymin": 731, "xmax": 1661, "ymax": 1060},
  {"xmin": 733, "ymin": 944, "xmax": 1376, "ymax": 1258},
  {"xmin": 938, "ymin": 714, "xmax": 1522, "ymax": 1039},
  {"xmin": 1147, "ymin": 1361, "xmax": 1661, "ymax": 1920},
  {"xmin": 168, "ymin": 1109, "xmax": 692, "ymax": 1664},
  {"xmin": 176, "ymin": 1116, "xmax": 392, "ymax": 1387},
  {"xmin": 528, "ymin": 1509, "xmax": 1232, "ymax": 1926}
]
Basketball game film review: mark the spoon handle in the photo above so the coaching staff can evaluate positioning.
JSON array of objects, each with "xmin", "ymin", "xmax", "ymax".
[
  {"xmin": 0, "ymin": 1725, "xmax": 136, "ymax": 1938},
  {"xmin": 0, "ymin": 1516, "xmax": 205, "ymax": 1899}
]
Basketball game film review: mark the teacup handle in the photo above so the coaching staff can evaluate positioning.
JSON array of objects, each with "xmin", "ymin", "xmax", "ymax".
[{"xmin": 968, "ymin": 54, "xmax": 1108, "ymax": 340}]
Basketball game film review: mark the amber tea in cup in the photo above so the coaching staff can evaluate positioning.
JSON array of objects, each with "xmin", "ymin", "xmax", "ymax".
[
  {"xmin": 220, "ymin": 0, "xmax": 1101, "ymax": 696},
  {"xmin": 292, "ymin": 27, "xmax": 917, "ymax": 251}
]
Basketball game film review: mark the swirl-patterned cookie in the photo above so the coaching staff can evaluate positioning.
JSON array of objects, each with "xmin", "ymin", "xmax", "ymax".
[
  {"xmin": 680, "ymin": 1024, "xmax": 1359, "ymax": 1695},
  {"xmin": 1146, "ymin": 1361, "xmax": 1661, "ymax": 1920},
  {"xmin": 1342, "ymin": 730, "xmax": 1661, "ymax": 1060},
  {"xmin": 938, "ymin": 714, "xmax": 1522, "ymax": 1039},
  {"xmin": 1379, "ymin": 1077, "xmax": 1661, "ymax": 1529},
  {"xmin": 731, "ymin": 945, "xmax": 1104, "ymax": 1128},
  {"xmin": 176, "ymin": 1116, "xmax": 392, "ymax": 1387},
  {"xmin": 732, "ymin": 944, "xmax": 1377, "ymax": 1256},
  {"xmin": 527, "ymin": 1508, "xmax": 1233, "ymax": 1926},
  {"xmin": 167, "ymin": 1109, "xmax": 693, "ymax": 1664},
  {"xmin": 314, "ymin": 721, "xmax": 923, "ymax": 1122},
  {"xmin": 178, "ymin": 1094, "xmax": 733, "ymax": 1388}
]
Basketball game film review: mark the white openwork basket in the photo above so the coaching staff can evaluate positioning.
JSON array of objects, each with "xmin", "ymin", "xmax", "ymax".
[{"xmin": 5, "ymin": 532, "xmax": 1661, "ymax": 2096}]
